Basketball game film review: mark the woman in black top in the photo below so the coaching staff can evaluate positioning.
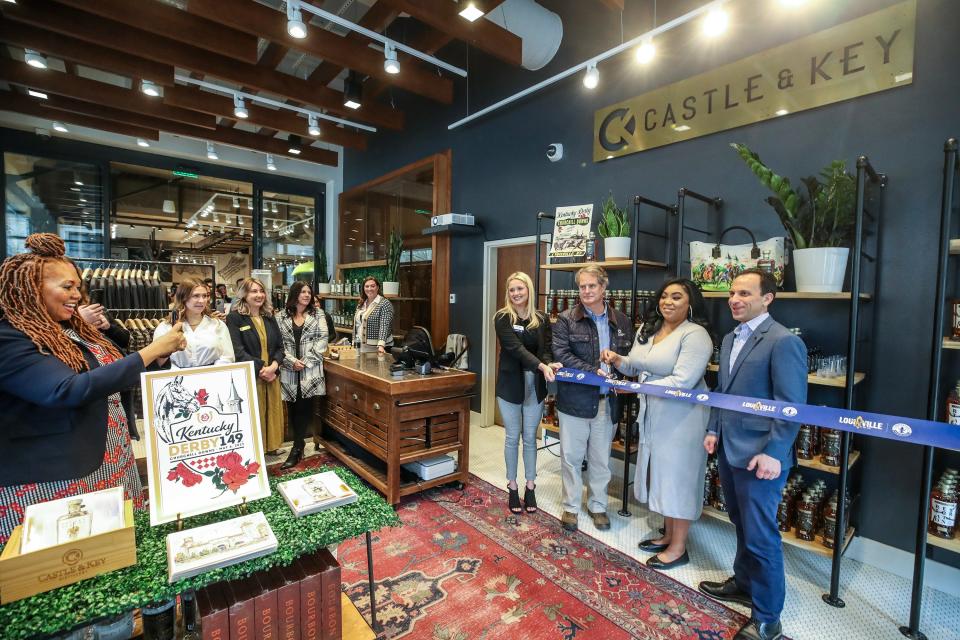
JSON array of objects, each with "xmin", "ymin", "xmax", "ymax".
[{"xmin": 494, "ymin": 271, "xmax": 559, "ymax": 514}]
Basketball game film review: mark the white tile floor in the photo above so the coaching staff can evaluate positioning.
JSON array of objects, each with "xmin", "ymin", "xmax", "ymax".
[{"xmin": 466, "ymin": 423, "xmax": 960, "ymax": 640}]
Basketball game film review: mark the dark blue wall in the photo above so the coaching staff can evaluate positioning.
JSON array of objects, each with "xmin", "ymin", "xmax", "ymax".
[{"xmin": 345, "ymin": 0, "xmax": 960, "ymax": 560}]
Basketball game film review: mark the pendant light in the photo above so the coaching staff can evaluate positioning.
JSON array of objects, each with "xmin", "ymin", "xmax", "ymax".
[{"xmin": 343, "ymin": 72, "xmax": 362, "ymax": 109}]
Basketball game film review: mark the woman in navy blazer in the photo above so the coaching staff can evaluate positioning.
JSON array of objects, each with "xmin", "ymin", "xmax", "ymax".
[
  {"xmin": 0, "ymin": 234, "xmax": 184, "ymax": 543},
  {"xmin": 226, "ymin": 278, "xmax": 286, "ymax": 454}
]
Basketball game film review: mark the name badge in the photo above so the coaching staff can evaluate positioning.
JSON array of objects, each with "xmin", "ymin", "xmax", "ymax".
[
  {"xmin": 239, "ymin": 325, "xmax": 251, "ymax": 331},
  {"xmin": 512, "ymin": 324, "xmax": 525, "ymax": 333}
]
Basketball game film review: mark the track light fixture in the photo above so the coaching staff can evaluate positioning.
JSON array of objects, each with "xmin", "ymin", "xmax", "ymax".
[
  {"xmin": 140, "ymin": 80, "xmax": 160, "ymax": 97},
  {"xmin": 287, "ymin": 134, "xmax": 303, "ymax": 155},
  {"xmin": 703, "ymin": 4, "xmax": 729, "ymax": 37},
  {"xmin": 232, "ymin": 196, "xmax": 240, "ymax": 208},
  {"xmin": 343, "ymin": 72, "xmax": 362, "ymax": 110},
  {"xmin": 583, "ymin": 63, "xmax": 599, "ymax": 89},
  {"xmin": 307, "ymin": 114, "xmax": 321, "ymax": 136},
  {"xmin": 206, "ymin": 142, "xmax": 218, "ymax": 160},
  {"xmin": 52, "ymin": 121, "xmax": 68, "ymax": 133},
  {"xmin": 73, "ymin": 172, "xmax": 83, "ymax": 186},
  {"xmin": 27, "ymin": 89, "xmax": 48, "ymax": 99},
  {"xmin": 383, "ymin": 44, "xmax": 400, "ymax": 75},
  {"xmin": 635, "ymin": 37, "xmax": 656, "ymax": 64},
  {"xmin": 286, "ymin": 0, "xmax": 307, "ymax": 39},
  {"xmin": 266, "ymin": 154, "xmax": 277, "ymax": 171},
  {"xmin": 24, "ymin": 49, "xmax": 47, "ymax": 69},
  {"xmin": 233, "ymin": 95, "xmax": 249, "ymax": 119},
  {"xmin": 137, "ymin": 138, "xmax": 150, "ymax": 147}
]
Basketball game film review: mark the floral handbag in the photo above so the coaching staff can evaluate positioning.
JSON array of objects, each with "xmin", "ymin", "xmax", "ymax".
[{"xmin": 690, "ymin": 226, "xmax": 786, "ymax": 291}]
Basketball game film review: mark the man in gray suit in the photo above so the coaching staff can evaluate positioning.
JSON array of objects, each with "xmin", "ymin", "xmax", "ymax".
[{"xmin": 698, "ymin": 268, "xmax": 808, "ymax": 640}]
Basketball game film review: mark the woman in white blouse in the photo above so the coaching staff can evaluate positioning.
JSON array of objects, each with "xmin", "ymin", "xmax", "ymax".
[{"xmin": 154, "ymin": 279, "xmax": 235, "ymax": 369}]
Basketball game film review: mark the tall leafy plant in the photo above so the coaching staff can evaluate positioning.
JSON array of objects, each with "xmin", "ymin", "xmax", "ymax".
[
  {"xmin": 597, "ymin": 192, "xmax": 630, "ymax": 238},
  {"xmin": 385, "ymin": 230, "xmax": 403, "ymax": 282},
  {"xmin": 316, "ymin": 245, "xmax": 329, "ymax": 282},
  {"xmin": 731, "ymin": 143, "xmax": 857, "ymax": 249}
]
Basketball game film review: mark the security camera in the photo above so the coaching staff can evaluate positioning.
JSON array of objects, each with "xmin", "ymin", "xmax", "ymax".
[{"xmin": 546, "ymin": 143, "xmax": 564, "ymax": 162}]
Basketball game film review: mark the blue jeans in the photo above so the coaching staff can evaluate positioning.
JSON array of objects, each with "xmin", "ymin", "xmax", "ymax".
[{"xmin": 497, "ymin": 370, "xmax": 542, "ymax": 483}]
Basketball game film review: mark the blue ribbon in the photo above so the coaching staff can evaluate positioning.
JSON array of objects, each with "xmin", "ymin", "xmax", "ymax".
[{"xmin": 555, "ymin": 368, "xmax": 960, "ymax": 452}]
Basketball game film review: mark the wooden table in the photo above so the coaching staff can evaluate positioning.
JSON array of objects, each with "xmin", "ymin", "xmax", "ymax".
[{"xmin": 318, "ymin": 354, "xmax": 476, "ymax": 505}]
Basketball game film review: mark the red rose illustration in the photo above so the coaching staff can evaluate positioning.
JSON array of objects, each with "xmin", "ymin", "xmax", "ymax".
[
  {"xmin": 195, "ymin": 388, "xmax": 209, "ymax": 406},
  {"xmin": 245, "ymin": 462, "xmax": 260, "ymax": 475},
  {"xmin": 222, "ymin": 465, "xmax": 251, "ymax": 492},
  {"xmin": 168, "ymin": 462, "xmax": 203, "ymax": 487},
  {"xmin": 216, "ymin": 451, "xmax": 243, "ymax": 470}
]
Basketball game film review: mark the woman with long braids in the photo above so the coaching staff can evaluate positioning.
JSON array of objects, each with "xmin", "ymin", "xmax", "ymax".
[
  {"xmin": 601, "ymin": 278, "xmax": 714, "ymax": 570},
  {"xmin": 0, "ymin": 234, "xmax": 186, "ymax": 542}
]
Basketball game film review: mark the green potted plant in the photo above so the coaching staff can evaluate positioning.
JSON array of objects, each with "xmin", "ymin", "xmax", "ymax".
[
  {"xmin": 315, "ymin": 245, "xmax": 331, "ymax": 295},
  {"xmin": 597, "ymin": 192, "xmax": 631, "ymax": 260},
  {"xmin": 731, "ymin": 143, "xmax": 857, "ymax": 292},
  {"xmin": 383, "ymin": 230, "xmax": 403, "ymax": 296}
]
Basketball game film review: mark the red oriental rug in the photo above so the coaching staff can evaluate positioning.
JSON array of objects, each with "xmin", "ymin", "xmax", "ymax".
[{"xmin": 279, "ymin": 453, "xmax": 751, "ymax": 640}]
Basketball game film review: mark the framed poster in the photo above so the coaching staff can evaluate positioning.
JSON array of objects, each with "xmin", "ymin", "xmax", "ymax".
[
  {"xmin": 141, "ymin": 362, "xmax": 270, "ymax": 525},
  {"xmin": 548, "ymin": 204, "xmax": 593, "ymax": 258}
]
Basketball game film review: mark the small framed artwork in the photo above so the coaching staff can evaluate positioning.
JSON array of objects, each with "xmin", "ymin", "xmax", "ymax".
[
  {"xmin": 141, "ymin": 362, "xmax": 270, "ymax": 526},
  {"xmin": 166, "ymin": 511, "xmax": 278, "ymax": 582}
]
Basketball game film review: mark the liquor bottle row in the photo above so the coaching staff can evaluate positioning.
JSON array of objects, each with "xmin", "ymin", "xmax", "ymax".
[
  {"xmin": 545, "ymin": 289, "xmax": 658, "ymax": 320},
  {"xmin": 795, "ymin": 424, "xmax": 846, "ymax": 467},
  {"xmin": 929, "ymin": 468, "xmax": 958, "ymax": 540},
  {"xmin": 332, "ymin": 311, "xmax": 354, "ymax": 328},
  {"xmin": 329, "ymin": 278, "xmax": 364, "ymax": 296}
]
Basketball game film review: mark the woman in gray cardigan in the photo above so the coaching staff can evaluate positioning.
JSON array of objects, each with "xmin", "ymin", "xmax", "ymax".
[
  {"xmin": 277, "ymin": 282, "xmax": 328, "ymax": 469},
  {"xmin": 602, "ymin": 278, "xmax": 713, "ymax": 570},
  {"xmin": 353, "ymin": 276, "xmax": 394, "ymax": 354}
]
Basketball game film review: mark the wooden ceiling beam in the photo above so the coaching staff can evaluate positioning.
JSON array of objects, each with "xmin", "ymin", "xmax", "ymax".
[
  {"xmin": 163, "ymin": 85, "xmax": 367, "ymax": 150},
  {"xmin": 199, "ymin": 126, "xmax": 339, "ymax": 167},
  {"xmin": 187, "ymin": 0, "xmax": 452, "ymax": 104},
  {"xmin": 0, "ymin": 60, "xmax": 217, "ymax": 129},
  {"xmin": 368, "ymin": 29, "xmax": 455, "ymax": 99},
  {"xmin": 4, "ymin": 0, "xmax": 404, "ymax": 130},
  {"xmin": 0, "ymin": 22, "xmax": 174, "ymax": 86},
  {"xmin": 595, "ymin": 0, "xmax": 625, "ymax": 9},
  {"xmin": 0, "ymin": 90, "xmax": 160, "ymax": 140},
  {"xmin": 51, "ymin": 0, "xmax": 259, "ymax": 64},
  {"xmin": 380, "ymin": 0, "xmax": 521, "ymax": 66}
]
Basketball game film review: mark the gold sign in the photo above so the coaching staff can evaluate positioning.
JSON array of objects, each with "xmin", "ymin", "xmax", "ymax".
[{"xmin": 594, "ymin": 0, "xmax": 915, "ymax": 161}]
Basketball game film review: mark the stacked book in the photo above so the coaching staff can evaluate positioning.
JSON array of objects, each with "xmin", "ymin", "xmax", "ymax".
[{"xmin": 196, "ymin": 547, "xmax": 342, "ymax": 640}]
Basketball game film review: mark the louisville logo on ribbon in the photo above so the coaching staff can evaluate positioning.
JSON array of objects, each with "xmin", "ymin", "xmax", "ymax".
[{"xmin": 555, "ymin": 368, "xmax": 960, "ymax": 452}]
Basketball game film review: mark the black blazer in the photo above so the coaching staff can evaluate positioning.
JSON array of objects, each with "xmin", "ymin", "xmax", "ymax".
[
  {"xmin": 0, "ymin": 320, "xmax": 146, "ymax": 487},
  {"xmin": 494, "ymin": 311, "xmax": 553, "ymax": 404},
  {"xmin": 226, "ymin": 311, "xmax": 285, "ymax": 372}
]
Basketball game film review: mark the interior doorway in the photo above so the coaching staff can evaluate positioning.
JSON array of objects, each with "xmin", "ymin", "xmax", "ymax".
[{"xmin": 480, "ymin": 235, "xmax": 550, "ymax": 428}]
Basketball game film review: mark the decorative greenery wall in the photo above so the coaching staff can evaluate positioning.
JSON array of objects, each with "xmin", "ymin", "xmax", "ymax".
[{"xmin": 0, "ymin": 467, "xmax": 399, "ymax": 639}]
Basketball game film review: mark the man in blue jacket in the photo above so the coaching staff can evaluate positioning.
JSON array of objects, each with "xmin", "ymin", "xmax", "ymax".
[
  {"xmin": 552, "ymin": 264, "xmax": 633, "ymax": 533},
  {"xmin": 699, "ymin": 268, "xmax": 808, "ymax": 640}
]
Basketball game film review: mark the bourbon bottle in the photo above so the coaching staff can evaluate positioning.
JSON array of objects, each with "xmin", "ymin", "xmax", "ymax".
[
  {"xmin": 929, "ymin": 480, "xmax": 958, "ymax": 539},
  {"xmin": 796, "ymin": 424, "xmax": 815, "ymax": 460},
  {"xmin": 947, "ymin": 381, "xmax": 960, "ymax": 426},
  {"xmin": 820, "ymin": 429, "xmax": 841, "ymax": 467},
  {"xmin": 795, "ymin": 491, "xmax": 817, "ymax": 541},
  {"xmin": 56, "ymin": 499, "xmax": 92, "ymax": 543},
  {"xmin": 951, "ymin": 299, "xmax": 960, "ymax": 339},
  {"xmin": 777, "ymin": 487, "xmax": 793, "ymax": 532}
]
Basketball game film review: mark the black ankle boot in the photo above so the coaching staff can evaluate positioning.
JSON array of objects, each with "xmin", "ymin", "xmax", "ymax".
[{"xmin": 280, "ymin": 446, "xmax": 304, "ymax": 470}]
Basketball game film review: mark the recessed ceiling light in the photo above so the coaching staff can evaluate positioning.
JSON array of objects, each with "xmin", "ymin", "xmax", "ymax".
[
  {"xmin": 140, "ymin": 80, "xmax": 160, "ymax": 97},
  {"xmin": 459, "ymin": 2, "xmax": 484, "ymax": 21},
  {"xmin": 287, "ymin": 134, "xmax": 302, "ymax": 155},
  {"xmin": 343, "ymin": 72, "xmax": 362, "ymax": 109},
  {"xmin": 24, "ymin": 49, "xmax": 47, "ymax": 69},
  {"xmin": 27, "ymin": 89, "xmax": 48, "ymax": 99}
]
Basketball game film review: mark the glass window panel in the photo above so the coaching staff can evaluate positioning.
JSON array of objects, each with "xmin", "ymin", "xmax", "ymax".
[
  {"xmin": 262, "ymin": 192, "xmax": 316, "ymax": 301},
  {"xmin": 4, "ymin": 153, "xmax": 103, "ymax": 259}
]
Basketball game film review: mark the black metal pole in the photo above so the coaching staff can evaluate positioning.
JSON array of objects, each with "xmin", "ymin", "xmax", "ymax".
[
  {"xmin": 366, "ymin": 530, "xmax": 377, "ymax": 631},
  {"xmin": 901, "ymin": 138, "xmax": 958, "ymax": 639},
  {"xmin": 618, "ymin": 198, "xmax": 643, "ymax": 518}
]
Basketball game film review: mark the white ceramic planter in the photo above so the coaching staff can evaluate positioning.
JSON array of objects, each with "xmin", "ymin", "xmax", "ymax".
[
  {"xmin": 382, "ymin": 281, "xmax": 400, "ymax": 296},
  {"xmin": 316, "ymin": 282, "xmax": 331, "ymax": 295},
  {"xmin": 602, "ymin": 237, "xmax": 631, "ymax": 260},
  {"xmin": 793, "ymin": 247, "xmax": 849, "ymax": 293}
]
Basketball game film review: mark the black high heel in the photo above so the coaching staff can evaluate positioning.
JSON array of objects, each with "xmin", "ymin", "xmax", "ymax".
[
  {"xmin": 523, "ymin": 485, "xmax": 538, "ymax": 513},
  {"xmin": 507, "ymin": 486, "xmax": 523, "ymax": 514},
  {"xmin": 280, "ymin": 446, "xmax": 304, "ymax": 470}
]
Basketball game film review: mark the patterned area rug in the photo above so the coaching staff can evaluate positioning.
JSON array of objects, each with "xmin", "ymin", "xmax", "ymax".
[{"xmin": 278, "ymin": 453, "xmax": 750, "ymax": 640}]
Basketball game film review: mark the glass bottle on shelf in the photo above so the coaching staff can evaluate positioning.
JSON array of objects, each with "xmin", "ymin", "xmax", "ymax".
[
  {"xmin": 777, "ymin": 487, "xmax": 792, "ymax": 532},
  {"xmin": 57, "ymin": 499, "xmax": 92, "ymax": 543},
  {"xmin": 929, "ymin": 479, "xmax": 958, "ymax": 539},
  {"xmin": 822, "ymin": 493, "xmax": 839, "ymax": 548},
  {"xmin": 946, "ymin": 380, "xmax": 960, "ymax": 426},
  {"xmin": 757, "ymin": 249, "xmax": 776, "ymax": 279},
  {"xmin": 820, "ymin": 428, "xmax": 842, "ymax": 467},
  {"xmin": 951, "ymin": 299, "xmax": 960, "ymax": 339},
  {"xmin": 795, "ymin": 491, "xmax": 817, "ymax": 541},
  {"xmin": 585, "ymin": 232, "xmax": 596, "ymax": 261}
]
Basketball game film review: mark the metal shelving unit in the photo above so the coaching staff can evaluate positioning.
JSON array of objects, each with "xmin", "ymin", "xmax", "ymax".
[{"xmin": 902, "ymin": 138, "xmax": 959, "ymax": 640}]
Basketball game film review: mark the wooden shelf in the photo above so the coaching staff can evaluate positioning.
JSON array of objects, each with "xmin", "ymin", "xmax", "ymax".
[
  {"xmin": 539, "ymin": 259, "xmax": 667, "ymax": 272},
  {"xmin": 943, "ymin": 338, "xmax": 960, "ymax": 350},
  {"xmin": 798, "ymin": 450, "xmax": 860, "ymax": 474},
  {"xmin": 702, "ymin": 291, "xmax": 872, "ymax": 300},
  {"xmin": 337, "ymin": 259, "xmax": 386, "ymax": 270},
  {"xmin": 701, "ymin": 505, "xmax": 855, "ymax": 558},
  {"xmin": 927, "ymin": 533, "xmax": 960, "ymax": 554},
  {"xmin": 950, "ymin": 239, "xmax": 960, "ymax": 255},
  {"xmin": 705, "ymin": 364, "xmax": 865, "ymax": 387}
]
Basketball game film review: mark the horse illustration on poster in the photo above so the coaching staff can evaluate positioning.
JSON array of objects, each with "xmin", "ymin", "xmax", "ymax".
[{"xmin": 154, "ymin": 375, "xmax": 200, "ymax": 444}]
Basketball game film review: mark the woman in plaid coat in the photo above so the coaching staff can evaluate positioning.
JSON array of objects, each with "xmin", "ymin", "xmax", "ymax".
[{"xmin": 277, "ymin": 281, "xmax": 328, "ymax": 469}]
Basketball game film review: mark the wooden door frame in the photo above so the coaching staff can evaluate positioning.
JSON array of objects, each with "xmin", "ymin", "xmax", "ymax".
[
  {"xmin": 338, "ymin": 150, "xmax": 452, "ymax": 348},
  {"xmin": 479, "ymin": 234, "xmax": 552, "ymax": 427}
]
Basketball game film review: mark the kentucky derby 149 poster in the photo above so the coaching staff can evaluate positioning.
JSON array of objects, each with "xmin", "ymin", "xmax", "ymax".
[{"xmin": 141, "ymin": 362, "xmax": 270, "ymax": 526}]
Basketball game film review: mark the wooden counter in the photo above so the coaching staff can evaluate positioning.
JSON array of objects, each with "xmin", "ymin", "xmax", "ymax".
[{"xmin": 317, "ymin": 353, "xmax": 476, "ymax": 504}]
